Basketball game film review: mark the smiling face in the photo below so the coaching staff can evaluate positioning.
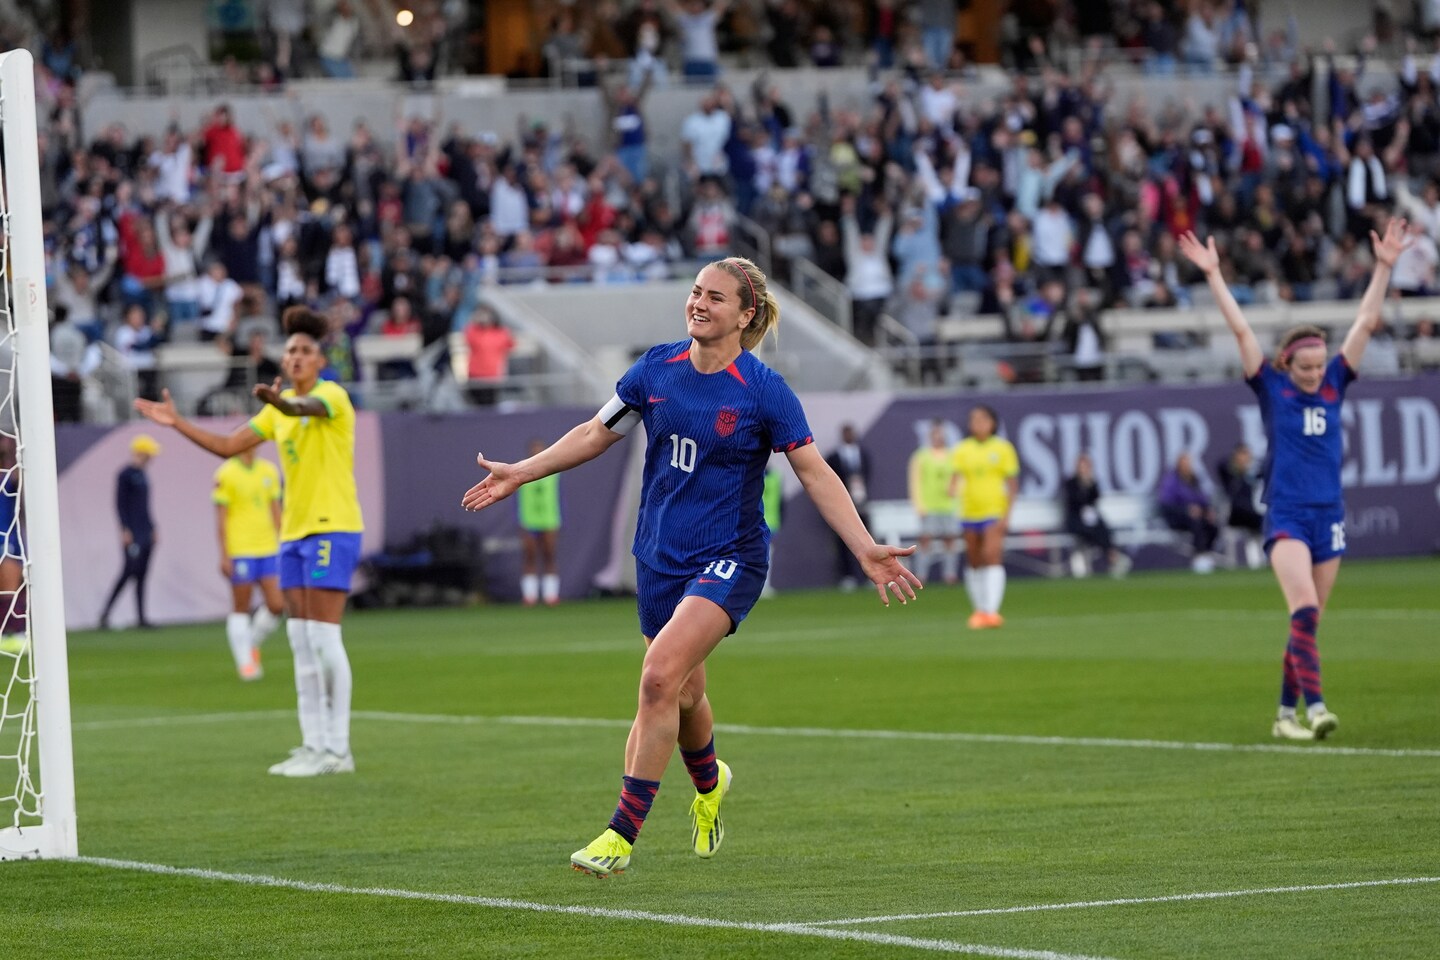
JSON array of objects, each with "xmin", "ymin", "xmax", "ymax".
[
  {"xmin": 282, "ymin": 333, "xmax": 326, "ymax": 388},
  {"xmin": 685, "ymin": 265, "xmax": 752, "ymax": 346},
  {"xmin": 1286, "ymin": 344, "xmax": 1327, "ymax": 393}
]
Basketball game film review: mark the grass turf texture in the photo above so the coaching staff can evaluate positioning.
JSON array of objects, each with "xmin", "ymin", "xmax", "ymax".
[{"xmin": 5, "ymin": 558, "xmax": 1438, "ymax": 959}]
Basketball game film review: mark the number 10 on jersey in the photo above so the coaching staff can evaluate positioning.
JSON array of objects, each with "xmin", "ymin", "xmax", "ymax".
[{"xmin": 669, "ymin": 434, "xmax": 697, "ymax": 473}]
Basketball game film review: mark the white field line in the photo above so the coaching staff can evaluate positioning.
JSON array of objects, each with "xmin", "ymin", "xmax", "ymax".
[
  {"xmin": 72, "ymin": 709, "xmax": 1440, "ymax": 759},
  {"xmin": 796, "ymin": 876, "xmax": 1440, "ymax": 928},
  {"xmin": 71, "ymin": 856, "xmax": 1118, "ymax": 960}
]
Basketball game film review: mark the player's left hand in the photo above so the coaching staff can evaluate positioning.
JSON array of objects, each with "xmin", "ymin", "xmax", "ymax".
[
  {"xmin": 461, "ymin": 452, "xmax": 524, "ymax": 512},
  {"xmin": 858, "ymin": 544, "xmax": 923, "ymax": 607},
  {"xmin": 1371, "ymin": 218, "xmax": 1412, "ymax": 267},
  {"xmin": 253, "ymin": 378, "xmax": 285, "ymax": 409}
]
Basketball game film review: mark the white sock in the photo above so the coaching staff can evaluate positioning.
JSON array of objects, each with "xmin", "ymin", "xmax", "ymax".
[
  {"xmin": 1306, "ymin": 701, "xmax": 1328, "ymax": 721},
  {"xmin": 287, "ymin": 618, "xmax": 325, "ymax": 752},
  {"xmin": 308, "ymin": 620, "xmax": 352, "ymax": 757},
  {"xmin": 940, "ymin": 548, "xmax": 959, "ymax": 582},
  {"xmin": 963, "ymin": 567, "xmax": 980, "ymax": 611},
  {"xmin": 521, "ymin": 574, "xmax": 539, "ymax": 604},
  {"xmin": 984, "ymin": 565, "xmax": 1007, "ymax": 614},
  {"xmin": 1278, "ymin": 706, "xmax": 1297, "ymax": 721},
  {"xmin": 250, "ymin": 606, "xmax": 278, "ymax": 649},
  {"xmin": 226, "ymin": 613, "xmax": 252, "ymax": 671},
  {"xmin": 541, "ymin": 573, "xmax": 560, "ymax": 604}
]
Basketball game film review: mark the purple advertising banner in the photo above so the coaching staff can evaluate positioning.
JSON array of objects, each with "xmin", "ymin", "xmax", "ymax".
[{"xmin": 772, "ymin": 375, "xmax": 1440, "ymax": 589}]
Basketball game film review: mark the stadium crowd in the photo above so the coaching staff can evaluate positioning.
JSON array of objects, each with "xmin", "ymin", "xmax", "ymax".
[{"xmin": 30, "ymin": 1, "xmax": 1440, "ymax": 421}]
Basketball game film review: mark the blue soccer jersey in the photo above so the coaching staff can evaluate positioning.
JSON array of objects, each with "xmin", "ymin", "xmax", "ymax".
[
  {"xmin": 1247, "ymin": 355, "xmax": 1355, "ymax": 508},
  {"xmin": 607, "ymin": 340, "xmax": 813, "ymax": 575}
]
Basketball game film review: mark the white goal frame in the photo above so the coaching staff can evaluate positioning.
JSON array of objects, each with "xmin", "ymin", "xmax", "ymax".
[{"xmin": 0, "ymin": 48, "xmax": 76, "ymax": 861}]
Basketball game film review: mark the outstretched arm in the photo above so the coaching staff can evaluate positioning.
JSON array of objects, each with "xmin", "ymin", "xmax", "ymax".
[
  {"xmin": 134, "ymin": 389, "xmax": 265, "ymax": 459},
  {"xmin": 1343, "ymin": 218, "xmax": 1410, "ymax": 369},
  {"xmin": 1178, "ymin": 231, "xmax": 1263, "ymax": 377},
  {"xmin": 786, "ymin": 443, "xmax": 921, "ymax": 606},
  {"xmin": 461, "ymin": 415, "xmax": 624, "ymax": 512}
]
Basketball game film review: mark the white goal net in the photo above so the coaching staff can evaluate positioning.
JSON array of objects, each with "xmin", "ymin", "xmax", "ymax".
[{"xmin": 0, "ymin": 48, "xmax": 75, "ymax": 861}]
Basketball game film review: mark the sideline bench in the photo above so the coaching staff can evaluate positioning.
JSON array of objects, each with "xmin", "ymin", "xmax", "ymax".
[{"xmin": 866, "ymin": 495, "xmax": 1189, "ymax": 577}]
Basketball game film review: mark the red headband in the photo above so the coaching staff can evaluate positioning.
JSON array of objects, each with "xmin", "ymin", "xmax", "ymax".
[
  {"xmin": 727, "ymin": 259, "xmax": 757, "ymax": 310},
  {"xmin": 1280, "ymin": 336, "xmax": 1325, "ymax": 363}
]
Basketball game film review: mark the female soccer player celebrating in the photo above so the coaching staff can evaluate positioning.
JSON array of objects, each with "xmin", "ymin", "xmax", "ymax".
[
  {"xmin": 1179, "ymin": 220, "xmax": 1408, "ymax": 741},
  {"xmin": 213, "ymin": 448, "xmax": 284, "ymax": 680},
  {"xmin": 136, "ymin": 306, "xmax": 363, "ymax": 775},
  {"xmin": 462, "ymin": 257, "xmax": 921, "ymax": 877},
  {"xmin": 950, "ymin": 406, "xmax": 1019, "ymax": 629}
]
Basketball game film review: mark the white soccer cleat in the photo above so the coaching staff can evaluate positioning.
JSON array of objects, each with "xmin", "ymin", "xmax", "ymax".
[
  {"xmin": 1308, "ymin": 710, "xmax": 1340, "ymax": 740},
  {"xmin": 1272, "ymin": 717, "xmax": 1314, "ymax": 741},
  {"xmin": 282, "ymin": 749, "xmax": 355, "ymax": 777},
  {"xmin": 267, "ymin": 746, "xmax": 320, "ymax": 776}
]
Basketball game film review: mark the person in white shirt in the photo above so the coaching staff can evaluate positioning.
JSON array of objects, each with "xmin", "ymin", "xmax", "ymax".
[
  {"xmin": 489, "ymin": 165, "xmax": 531, "ymax": 238},
  {"xmin": 669, "ymin": 0, "xmax": 729, "ymax": 80},
  {"xmin": 318, "ymin": 0, "xmax": 360, "ymax": 78},
  {"xmin": 841, "ymin": 200, "xmax": 894, "ymax": 345},
  {"xmin": 53, "ymin": 250, "xmax": 116, "ymax": 343},
  {"xmin": 148, "ymin": 128, "xmax": 193, "ymax": 205},
  {"xmin": 680, "ymin": 91, "xmax": 733, "ymax": 176},
  {"xmin": 158, "ymin": 208, "xmax": 213, "ymax": 325},
  {"xmin": 917, "ymin": 72, "xmax": 959, "ymax": 128},
  {"xmin": 112, "ymin": 304, "xmax": 164, "ymax": 400},
  {"xmin": 1031, "ymin": 197, "xmax": 1075, "ymax": 280},
  {"xmin": 197, "ymin": 261, "xmax": 245, "ymax": 341},
  {"xmin": 323, "ymin": 224, "xmax": 362, "ymax": 299},
  {"xmin": 1391, "ymin": 220, "xmax": 1439, "ymax": 296}
]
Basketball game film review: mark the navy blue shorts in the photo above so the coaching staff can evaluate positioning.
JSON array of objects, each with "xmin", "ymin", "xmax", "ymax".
[
  {"xmin": 1264, "ymin": 503, "xmax": 1347, "ymax": 563},
  {"xmin": 279, "ymin": 533, "xmax": 362, "ymax": 591},
  {"xmin": 230, "ymin": 554, "xmax": 279, "ymax": 585},
  {"xmin": 636, "ymin": 557, "xmax": 767, "ymax": 639}
]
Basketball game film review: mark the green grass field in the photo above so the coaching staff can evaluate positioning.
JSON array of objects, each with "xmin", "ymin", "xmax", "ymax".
[{"xmin": 6, "ymin": 558, "xmax": 1440, "ymax": 959}]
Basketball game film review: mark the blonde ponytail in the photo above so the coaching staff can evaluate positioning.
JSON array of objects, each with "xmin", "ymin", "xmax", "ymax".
[{"xmin": 714, "ymin": 257, "xmax": 781, "ymax": 351}]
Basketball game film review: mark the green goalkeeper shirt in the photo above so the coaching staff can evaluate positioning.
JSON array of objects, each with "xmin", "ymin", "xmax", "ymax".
[{"xmin": 518, "ymin": 474, "xmax": 561, "ymax": 532}]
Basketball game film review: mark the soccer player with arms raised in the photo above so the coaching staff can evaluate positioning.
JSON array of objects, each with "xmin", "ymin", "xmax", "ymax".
[
  {"xmin": 1180, "ymin": 220, "xmax": 1408, "ymax": 741},
  {"xmin": 462, "ymin": 257, "xmax": 922, "ymax": 877},
  {"xmin": 136, "ymin": 306, "xmax": 363, "ymax": 775}
]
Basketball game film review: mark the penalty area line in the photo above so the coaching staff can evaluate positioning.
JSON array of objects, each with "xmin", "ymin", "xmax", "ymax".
[
  {"xmin": 71, "ymin": 709, "xmax": 1440, "ymax": 759},
  {"xmin": 70, "ymin": 856, "xmax": 1118, "ymax": 960},
  {"xmin": 798, "ymin": 876, "xmax": 1440, "ymax": 927}
]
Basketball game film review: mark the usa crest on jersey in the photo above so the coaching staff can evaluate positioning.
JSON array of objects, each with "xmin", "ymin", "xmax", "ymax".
[{"xmin": 715, "ymin": 407, "xmax": 739, "ymax": 437}]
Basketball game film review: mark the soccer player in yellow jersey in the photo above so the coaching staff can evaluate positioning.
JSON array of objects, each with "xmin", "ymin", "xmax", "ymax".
[
  {"xmin": 908, "ymin": 419, "xmax": 959, "ymax": 584},
  {"xmin": 950, "ymin": 406, "xmax": 1019, "ymax": 629},
  {"xmin": 135, "ymin": 307, "xmax": 362, "ymax": 778},
  {"xmin": 213, "ymin": 450, "xmax": 283, "ymax": 681}
]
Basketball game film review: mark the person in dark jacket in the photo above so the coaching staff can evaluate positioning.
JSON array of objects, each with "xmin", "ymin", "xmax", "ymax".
[
  {"xmin": 99, "ymin": 435, "xmax": 160, "ymax": 629},
  {"xmin": 1217, "ymin": 442, "xmax": 1266, "ymax": 568},
  {"xmin": 1063, "ymin": 453, "xmax": 1130, "ymax": 577},
  {"xmin": 1157, "ymin": 451, "xmax": 1219, "ymax": 570},
  {"xmin": 825, "ymin": 423, "xmax": 871, "ymax": 590}
]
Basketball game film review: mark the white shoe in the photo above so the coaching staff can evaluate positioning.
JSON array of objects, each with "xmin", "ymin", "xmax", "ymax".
[
  {"xmin": 282, "ymin": 749, "xmax": 355, "ymax": 777},
  {"xmin": 1272, "ymin": 717, "xmax": 1314, "ymax": 741},
  {"xmin": 1308, "ymin": 710, "xmax": 1339, "ymax": 740},
  {"xmin": 267, "ymin": 746, "xmax": 319, "ymax": 776}
]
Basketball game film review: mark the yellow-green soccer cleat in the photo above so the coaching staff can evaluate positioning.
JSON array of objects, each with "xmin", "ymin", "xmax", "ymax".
[
  {"xmin": 689, "ymin": 760, "xmax": 732, "ymax": 859},
  {"xmin": 570, "ymin": 828, "xmax": 632, "ymax": 878}
]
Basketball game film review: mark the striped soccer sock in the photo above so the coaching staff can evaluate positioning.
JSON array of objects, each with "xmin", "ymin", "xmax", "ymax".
[
  {"xmin": 680, "ymin": 736, "xmax": 720, "ymax": 794},
  {"xmin": 1285, "ymin": 606, "xmax": 1323, "ymax": 708},
  {"xmin": 607, "ymin": 775, "xmax": 661, "ymax": 844}
]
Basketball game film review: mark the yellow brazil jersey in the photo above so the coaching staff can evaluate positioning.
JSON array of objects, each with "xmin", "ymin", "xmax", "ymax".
[
  {"xmin": 909, "ymin": 446, "xmax": 956, "ymax": 515},
  {"xmin": 952, "ymin": 436, "xmax": 1019, "ymax": 521},
  {"xmin": 248, "ymin": 380, "xmax": 364, "ymax": 541},
  {"xmin": 212, "ymin": 457, "xmax": 282, "ymax": 557}
]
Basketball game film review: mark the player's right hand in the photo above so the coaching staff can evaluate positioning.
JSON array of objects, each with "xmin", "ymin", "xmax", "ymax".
[
  {"xmin": 1178, "ymin": 232, "xmax": 1220, "ymax": 274},
  {"xmin": 461, "ymin": 453, "xmax": 523, "ymax": 512},
  {"xmin": 133, "ymin": 389, "xmax": 179, "ymax": 427},
  {"xmin": 220, "ymin": 556, "xmax": 233, "ymax": 579}
]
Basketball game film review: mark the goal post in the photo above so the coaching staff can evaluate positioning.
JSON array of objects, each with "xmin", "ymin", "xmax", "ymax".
[{"xmin": 0, "ymin": 48, "xmax": 76, "ymax": 861}]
